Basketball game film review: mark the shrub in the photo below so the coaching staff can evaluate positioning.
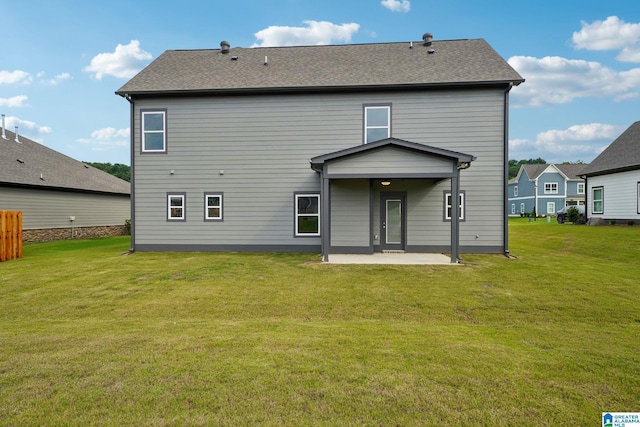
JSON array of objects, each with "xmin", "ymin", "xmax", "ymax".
[
  {"xmin": 124, "ymin": 219, "xmax": 131, "ymax": 235},
  {"xmin": 628, "ymin": 220, "xmax": 635, "ymax": 226},
  {"xmin": 567, "ymin": 206, "xmax": 580, "ymax": 223}
]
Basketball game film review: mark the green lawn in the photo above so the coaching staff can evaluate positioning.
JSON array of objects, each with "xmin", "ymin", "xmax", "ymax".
[{"xmin": 1, "ymin": 219, "xmax": 638, "ymax": 426}]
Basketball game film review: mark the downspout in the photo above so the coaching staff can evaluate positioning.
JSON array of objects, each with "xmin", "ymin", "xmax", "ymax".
[
  {"xmin": 451, "ymin": 164, "xmax": 460, "ymax": 263},
  {"xmin": 321, "ymin": 165, "xmax": 330, "ymax": 262},
  {"xmin": 123, "ymin": 94, "xmax": 135, "ymax": 252},
  {"xmin": 503, "ymin": 84, "xmax": 511, "ymax": 256}
]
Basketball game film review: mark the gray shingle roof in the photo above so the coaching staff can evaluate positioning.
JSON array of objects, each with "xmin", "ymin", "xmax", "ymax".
[
  {"xmin": 0, "ymin": 128, "xmax": 130, "ymax": 195},
  {"xmin": 580, "ymin": 121, "xmax": 640, "ymax": 176},
  {"xmin": 116, "ymin": 38, "xmax": 524, "ymax": 95},
  {"xmin": 520, "ymin": 164, "xmax": 587, "ymax": 181}
]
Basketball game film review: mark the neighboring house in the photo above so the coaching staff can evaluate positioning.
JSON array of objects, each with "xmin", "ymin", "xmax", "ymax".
[
  {"xmin": 0, "ymin": 119, "xmax": 131, "ymax": 242},
  {"xmin": 580, "ymin": 121, "xmax": 640, "ymax": 223},
  {"xmin": 116, "ymin": 35, "xmax": 524, "ymax": 262},
  {"xmin": 508, "ymin": 164, "xmax": 587, "ymax": 217}
]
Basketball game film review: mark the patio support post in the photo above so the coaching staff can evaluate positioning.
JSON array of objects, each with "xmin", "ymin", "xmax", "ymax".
[
  {"xmin": 321, "ymin": 167, "xmax": 330, "ymax": 262},
  {"xmin": 451, "ymin": 167, "xmax": 460, "ymax": 263}
]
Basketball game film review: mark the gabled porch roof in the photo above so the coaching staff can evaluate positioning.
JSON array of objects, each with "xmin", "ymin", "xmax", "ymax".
[{"xmin": 310, "ymin": 138, "xmax": 476, "ymax": 175}]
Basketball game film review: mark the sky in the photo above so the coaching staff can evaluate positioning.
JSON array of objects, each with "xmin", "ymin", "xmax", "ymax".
[{"xmin": 2, "ymin": 0, "xmax": 640, "ymax": 166}]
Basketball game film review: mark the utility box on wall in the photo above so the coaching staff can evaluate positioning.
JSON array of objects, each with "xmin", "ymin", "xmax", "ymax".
[{"xmin": 0, "ymin": 211, "xmax": 23, "ymax": 261}]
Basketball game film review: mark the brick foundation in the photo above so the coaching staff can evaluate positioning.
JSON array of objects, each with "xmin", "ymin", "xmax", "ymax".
[{"xmin": 23, "ymin": 225, "xmax": 128, "ymax": 243}]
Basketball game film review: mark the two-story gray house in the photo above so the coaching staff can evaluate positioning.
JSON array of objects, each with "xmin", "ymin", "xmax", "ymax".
[
  {"xmin": 508, "ymin": 164, "xmax": 587, "ymax": 217},
  {"xmin": 116, "ymin": 35, "xmax": 524, "ymax": 262}
]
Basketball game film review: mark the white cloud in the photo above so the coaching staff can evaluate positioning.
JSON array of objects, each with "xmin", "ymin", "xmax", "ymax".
[
  {"xmin": 2, "ymin": 115, "xmax": 52, "ymax": 142},
  {"xmin": 509, "ymin": 123, "xmax": 625, "ymax": 162},
  {"xmin": 508, "ymin": 55, "xmax": 640, "ymax": 107},
  {"xmin": 0, "ymin": 95, "xmax": 28, "ymax": 107},
  {"xmin": 572, "ymin": 16, "xmax": 640, "ymax": 63},
  {"xmin": 381, "ymin": 0, "xmax": 411, "ymax": 13},
  {"xmin": 83, "ymin": 40, "xmax": 152, "ymax": 80},
  {"xmin": 252, "ymin": 20, "xmax": 360, "ymax": 47},
  {"xmin": 42, "ymin": 72, "xmax": 72, "ymax": 86},
  {"xmin": 0, "ymin": 70, "xmax": 32, "ymax": 85},
  {"xmin": 77, "ymin": 127, "xmax": 130, "ymax": 151}
]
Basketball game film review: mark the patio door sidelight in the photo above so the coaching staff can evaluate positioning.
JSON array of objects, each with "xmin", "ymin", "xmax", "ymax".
[{"xmin": 381, "ymin": 193, "xmax": 406, "ymax": 251}]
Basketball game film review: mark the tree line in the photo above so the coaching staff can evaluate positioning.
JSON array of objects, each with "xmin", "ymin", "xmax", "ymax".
[{"xmin": 85, "ymin": 162, "xmax": 130, "ymax": 182}]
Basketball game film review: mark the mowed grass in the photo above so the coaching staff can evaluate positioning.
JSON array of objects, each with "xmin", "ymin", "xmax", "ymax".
[{"xmin": 0, "ymin": 219, "xmax": 638, "ymax": 426}]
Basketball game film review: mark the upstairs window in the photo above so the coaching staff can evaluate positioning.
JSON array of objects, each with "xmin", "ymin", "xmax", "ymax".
[
  {"xmin": 142, "ymin": 110, "xmax": 167, "ymax": 153},
  {"xmin": 577, "ymin": 182, "xmax": 585, "ymax": 194},
  {"xmin": 544, "ymin": 183, "xmax": 558, "ymax": 194},
  {"xmin": 514, "ymin": 186, "xmax": 518, "ymax": 197},
  {"xmin": 364, "ymin": 105, "xmax": 391, "ymax": 144}
]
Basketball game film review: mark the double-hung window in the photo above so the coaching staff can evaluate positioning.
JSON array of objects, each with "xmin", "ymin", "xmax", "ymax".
[
  {"xmin": 364, "ymin": 105, "xmax": 391, "ymax": 144},
  {"xmin": 205, "ymin": 193, "xmax": 223, "ymax": 221},
  {"xmin": 444, "ymin": 191, "xmax": 465, "ymax": 221},
  {"xmin": 142, "ymin": 110, "xmax": 167, "ymax": 153},
  {"xmin": 577, "ymin": 182, "xmax": 585, "ymax": 194},
  {"xmin": 295, "ymin": 193, "xmax": 320, "ymax": 236},
  {"xmin": 592, "ymin": 187, "xmax": 603, "ymax": 214},
  {"xmin": 514, "ymin": 186, "xmax": 518, "ymax": 197},
  {"xmin": 167, "ymin": 193, "xmax": 186, "ymax": 221},
  {"xmin": 544, "ymin": 183, "xmax": 558, "ymax": 194}
]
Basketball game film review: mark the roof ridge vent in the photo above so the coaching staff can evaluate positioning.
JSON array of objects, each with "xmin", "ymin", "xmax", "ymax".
[
  {"xmin": 220, "ymin": 40, "xmax": 230, "ymax": 54},
  {"xmin": 422, "ymin": 33, "xmax": 433, "ymax": 46}
]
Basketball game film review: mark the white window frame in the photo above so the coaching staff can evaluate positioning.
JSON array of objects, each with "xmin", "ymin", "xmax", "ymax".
[
  {"xmin": 544, "ymin": 182, "xmax": 558, "ymax": 194},
  {"xmin": 204, "ymin": 193, "xmax": 223, "ymax": 221},
  {"xmin": 364, "ymin": 105, "xmax": 391, "ymax": 144},
  {"xmin": 592, "ymin": 187, "xmax": 604, "ymax": 214},
  {"xmin": 511, "ymin": 204, "xmax": 515, "ymax": 214},
  {"xmin": 444, "ymin": 191, "xmax": 465, "ymax": 221},
  {"xmin": 514, "ymin": 186, "xmax": 518, "ymax": 197},
  {"xmin": 142, "ymin": 110, "xmax": 167, "ymax": 153},
  {"xmin": 577, "ymin": 182, "xmax": 585, "ymax": 194},
  {"xmin": 167, "ymin": 193, "xmax": 186, "ymax": 221},
  {"xmin": 520, "ymin": 203, "xmax": 525, "ymax": 214},
  {"xmin": 547, "ymin": 202, "xmax": 555, "ymax": 215},
  {"xmin": 295, "ymin": 193, "xmax": 320, "ymax": 237}
]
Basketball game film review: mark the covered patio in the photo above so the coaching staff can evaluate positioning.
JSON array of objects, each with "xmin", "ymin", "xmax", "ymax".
[{"xmin": 310, "ymin": 138, "xmax": 476, "ymax": 264}]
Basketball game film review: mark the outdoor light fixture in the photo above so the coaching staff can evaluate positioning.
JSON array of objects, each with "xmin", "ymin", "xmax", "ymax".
[
  {"xmin": 381, "ymin": 180, "xmax": 391, "ymax": 186},
  {"xmin": 457, "ymin": 162, "xmax": 470, "ymax": 170}
]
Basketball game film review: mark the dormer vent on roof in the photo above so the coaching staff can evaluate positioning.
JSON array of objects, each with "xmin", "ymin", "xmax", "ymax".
[
  {"xmin": 422, "ymin": 33, "xmax": 433, "ymax": 46},
  {"xmin": 220, "ymin": 41, "xmax": 230, "ymax": 53}
]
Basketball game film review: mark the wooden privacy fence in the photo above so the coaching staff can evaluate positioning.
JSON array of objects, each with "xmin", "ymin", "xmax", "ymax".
[{"xmin": 1, "ymin": 211, "xmax": 23, "ymax": 261}]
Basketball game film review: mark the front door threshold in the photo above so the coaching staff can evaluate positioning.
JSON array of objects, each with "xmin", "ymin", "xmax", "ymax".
[{"xmin": 382, "ymin": 250, "xmax": 405, "ymax": 254}]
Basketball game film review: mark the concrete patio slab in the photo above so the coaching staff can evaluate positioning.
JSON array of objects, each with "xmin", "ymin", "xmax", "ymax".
[{"xmin": 326, "ymin": 253, "xmax": 457, "ymax": 265}]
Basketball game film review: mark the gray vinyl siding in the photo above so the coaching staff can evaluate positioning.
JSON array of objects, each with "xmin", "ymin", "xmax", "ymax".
[
  {"xmin": 0, "ymin": 186, "xmax": 130, "ymax": 229},
  {"xmin": 327, "ymin": 146, "xmax": 453, "ymax": 175},
  {"xmin": 132, "ymin": 88, "xmax": 506, "ymax": 251},
  {"xmin": 330, "ymin": 180, "xmax": 370, "ymax": 248}
]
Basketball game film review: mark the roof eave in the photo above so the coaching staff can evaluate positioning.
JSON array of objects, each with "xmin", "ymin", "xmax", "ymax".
[{"xmin": 116, "ymin": 79, "xmax": 523, "ymax": 98}]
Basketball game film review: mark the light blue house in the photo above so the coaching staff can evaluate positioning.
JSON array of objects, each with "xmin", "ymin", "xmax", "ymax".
[{"xmin": 508, "ymin": 164, "xmax": 587, "ymax": 216}]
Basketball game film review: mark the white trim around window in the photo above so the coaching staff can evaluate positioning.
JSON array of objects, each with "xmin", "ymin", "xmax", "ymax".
[
  {"xmin": 592, "ymin": 186, "xmax": 604, "ymax": 214},
  {"xmin": 577, "ymin": 182, "xmax": 585, "ymax": 194},
  {"xmin": 295, "ymin": 193, "xmax": 320, "ymax": 237},
  {"xmin": 167, "ymin": 192, "xmax": 186, "ymax": 221},
  {"xmin": 204, "ymin": 192, "xmax": 223, "ymax": 221},
  {"xmin": 364, "ymin": 104, "xmax": 391, "ymax": 144},
  {"xmin": 544, "ymin": 182, "xmax": 558, "ymax": 194},
  {"xmin": 141, "ymin": 110, "xmax": 167, "ymax": 153},
  {"xmin": 514, "ymin": 185, "xmax": 518, "ymax": 197},
  {"xmin": 444, "ymin": 191, "xmax": 465, "ymax": 221}
]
